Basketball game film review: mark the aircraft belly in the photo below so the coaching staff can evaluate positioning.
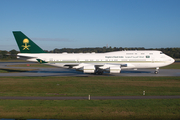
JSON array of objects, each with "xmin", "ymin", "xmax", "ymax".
[{"xmin": 128, "ymin": 62, "xmax": 170, "ymax": 69}]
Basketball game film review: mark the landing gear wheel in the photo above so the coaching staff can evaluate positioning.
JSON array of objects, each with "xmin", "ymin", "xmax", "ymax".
[
  {"xmin": 95, "ymin": 70, "xmax": 103, "ymax": 75},
  {"xmin": 98, "ymin": 71, "xmax": 103, "ymax": 75},
  {"xmin": 154, "ymin": 67, "xmax": 159, "ymax": 74}
]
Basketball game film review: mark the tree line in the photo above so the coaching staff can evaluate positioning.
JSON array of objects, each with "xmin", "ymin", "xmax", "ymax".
[{"xmin": 0, "ymin": 47, "xmax": 180, "ymax": 60}]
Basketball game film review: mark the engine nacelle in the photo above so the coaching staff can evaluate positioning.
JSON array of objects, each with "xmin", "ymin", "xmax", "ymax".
[
  {"xmin": 83, "ymin": 65, "xmax": 95, "ymax": 73},
  {"xmin": 105, "ymin": 65, "xmax": 121, "ymax": 73},
  {"xmin": 74, "ymin": 64, "xmax": 95, "ymax": 73}
]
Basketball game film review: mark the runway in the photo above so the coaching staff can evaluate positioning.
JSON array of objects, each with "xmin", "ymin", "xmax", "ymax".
[
  {"xmin": 0, "ymin": 62, "xmax": 180, "ymax": 77},
  {"xmin": 0, "ymin": 96, "xmax": 180, "ymax": 100}
]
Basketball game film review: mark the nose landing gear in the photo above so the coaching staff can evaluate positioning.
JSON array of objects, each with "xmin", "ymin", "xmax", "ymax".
[{"xmin": 154, "ymin": 67, "xmax": 159, "ymax": 74}]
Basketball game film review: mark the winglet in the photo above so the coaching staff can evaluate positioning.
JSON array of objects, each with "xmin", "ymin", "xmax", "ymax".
[
  {"xmin": 13, "ymin": 31, "xmax": 46, "ymax": 53},
  {"xmin": 36, "ymin": 59, "xmax": 48, "ymax": 64}
]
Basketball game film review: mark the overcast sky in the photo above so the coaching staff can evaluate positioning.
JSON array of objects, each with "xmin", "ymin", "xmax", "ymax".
[{"xmin": 0, "ymin": 0, "xmax": 180, "ymax": 51}]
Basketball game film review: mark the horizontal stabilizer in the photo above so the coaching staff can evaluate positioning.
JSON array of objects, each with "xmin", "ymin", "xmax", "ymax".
[{"xmin": 36, "ymin": 59, "xmax": 48, "ymax": 64}]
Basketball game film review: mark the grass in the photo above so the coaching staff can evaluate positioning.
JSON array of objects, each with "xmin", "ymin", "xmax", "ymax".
[
  {"xmin": 161, "ymin": 62, "xmax": 180, "ymax": 69},
  {"xmin": 1, "ymin": 60, "xmax": 180, "ymax": 119},
  {"xmin": 0, "ymin": 99, "xmax": 179, "ymax": 119},
  {"xmin": 0, "ymin": 76, "xmax": 179, "ymax": 119},
  {"xmin": 0, "ymin": 76, "xmax": 179, "ymax": 97}
]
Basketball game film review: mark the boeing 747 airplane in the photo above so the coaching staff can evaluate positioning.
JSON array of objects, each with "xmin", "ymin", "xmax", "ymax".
[{"xmin": 13, "ymin": 31, "xmax": 175, "ymax": 74}]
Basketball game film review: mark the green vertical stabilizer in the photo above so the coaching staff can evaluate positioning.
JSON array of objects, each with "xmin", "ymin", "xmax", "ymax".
[{"xmin": 13, "ymin": 31, "xmax": 46, "ymax": 53}]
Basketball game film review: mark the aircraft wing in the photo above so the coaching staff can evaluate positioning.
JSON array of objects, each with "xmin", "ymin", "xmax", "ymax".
[{"xmin": 36, "ymin": 59, "xmax": 128, "ymax": 74}]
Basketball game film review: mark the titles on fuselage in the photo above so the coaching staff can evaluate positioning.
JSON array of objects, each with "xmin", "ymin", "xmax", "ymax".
[{"xmin": 105, "ymin": 56, "xmax": 146, "ymax": 59}]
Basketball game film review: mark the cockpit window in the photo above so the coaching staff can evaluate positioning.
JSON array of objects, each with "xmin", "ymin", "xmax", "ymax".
[{"xmin": 160, "ymin": 52, "xmax": 164, "ymax": 54}]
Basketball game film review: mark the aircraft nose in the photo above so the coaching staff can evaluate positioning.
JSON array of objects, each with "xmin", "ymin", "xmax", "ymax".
[
  {"xmin": 172, "ymin": 58, "xmax": 175, "ymax": 63},
  {"xmin": 170, "ymin": 57, "xmax": 175, "ymax": 64}
]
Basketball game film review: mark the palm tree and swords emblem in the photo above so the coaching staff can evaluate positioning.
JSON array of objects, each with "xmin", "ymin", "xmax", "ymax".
[{"xmin": 22, "ymin": 38, "xmax": 30, "ymax": 50}]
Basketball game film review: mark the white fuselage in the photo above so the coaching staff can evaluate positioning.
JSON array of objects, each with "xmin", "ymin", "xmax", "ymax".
[{"xmin": 18, "ymin": 50, "xmax": 174, "ymax": 70}]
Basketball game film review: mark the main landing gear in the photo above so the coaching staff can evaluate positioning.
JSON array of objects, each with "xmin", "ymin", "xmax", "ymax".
[
  {"xmin": 95, "ymin": 69, "xmax": 104, "ymax": 75},
  {"xmin": 154, "ymin": 67, "xmax": 159, "ymax": 74}
]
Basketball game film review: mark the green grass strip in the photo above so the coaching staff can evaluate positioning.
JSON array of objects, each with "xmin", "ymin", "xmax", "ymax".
[
  {"xmin": 0, "ymin": 76, "xmax": 179, "ymax": 97},
  {"xmin": 0, "ymin": 99, "xmax": 179, "ymax": 119}
]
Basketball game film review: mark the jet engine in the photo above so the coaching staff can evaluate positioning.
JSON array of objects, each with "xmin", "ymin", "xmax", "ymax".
[
  {"xmin": 73, "ymin": 63, "xmax": 95, "ymax": 73},
  {"xmin": 107, "ymin": 65, "xmax": 121, "ymax": 73},
  {"xmin": 82, "ymin": 65, "xmax": 95, "ymax": 73}
]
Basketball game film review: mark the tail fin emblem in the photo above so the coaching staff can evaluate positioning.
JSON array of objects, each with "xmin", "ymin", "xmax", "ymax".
[{"xmin": 22, "ymin": 38, "xmax": 31, "ymax": 50}]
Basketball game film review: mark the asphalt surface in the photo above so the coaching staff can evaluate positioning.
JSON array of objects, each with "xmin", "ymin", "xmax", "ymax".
[
  {"xmin": 0, "ymin": 62, "xmax": 180, "ymax": 76},
  {"xmin": 0, "ymin": 96, "xmax": 180, "ymax": 100}
]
